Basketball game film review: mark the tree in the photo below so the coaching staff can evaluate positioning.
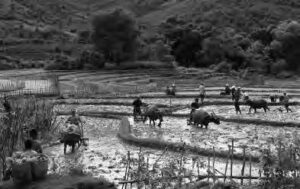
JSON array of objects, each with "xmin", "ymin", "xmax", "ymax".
[
  {"xmin": 269, "ymin": 20, "xmax": 300, "ymax": 72},
  {"xmin": 91, "ymin": 9, "xmax": 139, "ymax": 65},
  {"xmin": 171, "ymin": 30, "xmax": 202, "ymax": 67}
]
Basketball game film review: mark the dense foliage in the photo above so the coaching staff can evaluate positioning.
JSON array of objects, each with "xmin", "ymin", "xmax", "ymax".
[
  {"xmin": 91, "ymin": 9, "xmax": 139, "ymax": 65},
  {"xmin": 159, "ymin": 18, "xmax": 300, "ymax": 75},
  {"xmin": 0, "ymin": 97, "xmax": 57, "ymax": 178}
]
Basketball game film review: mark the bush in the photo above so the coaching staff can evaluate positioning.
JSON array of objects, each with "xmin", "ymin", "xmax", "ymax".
[
  {"xmin": 45, "ymin": 55, "xmax": 79, "ymax": 70},
  {"xmin": 92, "ymin": 9, "xmax": 139, "ymax": 64},
  {"xmin": 270, "ymin": 59, "xmax": 287, "ymax": 74},
  {"xmin": 0, "ymin": 60, "xmax": 15, "ymax": 70},
  {"xmin": 79, "ymin": 50, "xmax": 105, "ymax": 69},
  {"xmin": 214, "ymin": 61, "xmax": 232, "ymax": 73},
  {"xmin": 171, "ymin": 30, "xmax": 203, "ymax": 67}
]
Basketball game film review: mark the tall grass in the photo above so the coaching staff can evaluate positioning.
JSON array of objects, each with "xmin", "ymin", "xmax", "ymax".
[
  {"xmin": 0, "ymin": 96, "xmax": 58, "ymax": 179},
  {"xmin": 259, "ymin": 129, "xmax": 300, "ymax": 188}
]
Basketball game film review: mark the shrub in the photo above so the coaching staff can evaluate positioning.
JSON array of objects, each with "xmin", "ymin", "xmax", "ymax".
[
  {"xmin": 45, "ymin": 55, "xmax": 79, "ymax": 70},
  {"xmin": 0, "ymin": 60, "xmax": 15, "ymax": 70},
  {"xmin": 92, "ymin": 9, "xmax": 139, "ymax": 64},
  {"xmin": 270, "ymin": 59, "xmax": 287, "ymax": 74},
  {"xmin": 214, "ymin": 61, "xmax": 232, "ymax": 73},
  {"xmin": 79, "ymin": 50, "xmax": 105, "ymax": 69},
  {"xmin": 171, "ymin": 30, "xmax": 203, "ymax": 67}
]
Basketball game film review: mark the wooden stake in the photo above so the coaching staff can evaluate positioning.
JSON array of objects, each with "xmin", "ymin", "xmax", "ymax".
[
  {"xmin": 241, "ymin": 147, "xmax": 246, "ymax": 185},
  {"xmin": 230, "ymin": 139, "xmax": 234, "ymax": 180},
  {"xmin": 213, "ymin": 147, "xmax": 216, "ymax": 184},
  {"xmin": 249, "ymin": 155, "xmax": 252, "ymax": 185},
  {"xmin": 207, "ymin": 156, "xmax": 210, "ymax": 182},
  {"xmin": 197, "ymin": 160, "xmax": 200, "ymax": 178},
  {"xmin": 224, "ymin": 145, "xmax": 230, "ymax": 182}
]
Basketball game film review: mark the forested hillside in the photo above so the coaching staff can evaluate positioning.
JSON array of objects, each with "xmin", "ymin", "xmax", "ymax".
[{"xmin": 0, "ymin": 0, "xmax": 299, "ymax": 75}]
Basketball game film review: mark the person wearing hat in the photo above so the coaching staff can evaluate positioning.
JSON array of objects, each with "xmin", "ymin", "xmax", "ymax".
[
  {"xmin": 133, "ymin": 96, "xmax": 143, "ymax": 119},
  {"xmin": 234, "ymin": 87, "xmax": 242, "ymax": 114},
  {"xmin": 225, "ymin": 84, "xmax": 231, "ymax": 95},
  {"xmin": 188, "ymin": 98, "xmax": 200, "ymax": 125},
  {"xmin": 170, "ymin": 83, "xmax": 176, "ymax": 96},
  {"xmin": 66, "ymin": 109, "xmax": 83, "ymax": 136},
  {"xmin": 243, "ymin": 90, "xmax": 249, "ymax": 101},
  {"xmin": 234, "ymin": 87, "xmax": 242, "ymax": 101},
  {"xmin": 166, "ymin": 86, "xmax": 171, "ymax": 95},
  {"xmin": 282, "ymin": 92, "xmax": 292, "ymax": 113},
  {"xmin": 199, "ymin": 83, "xmax": 206, "ymax": 104},
  {"xmin": 231, "ymin": 85, "xmax": 236, "ymax": 101}
]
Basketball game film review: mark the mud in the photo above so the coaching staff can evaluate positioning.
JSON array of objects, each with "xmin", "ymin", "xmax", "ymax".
[{"xmin": 45, "ymin": 117, "xmax": 260, "ymax": 187}]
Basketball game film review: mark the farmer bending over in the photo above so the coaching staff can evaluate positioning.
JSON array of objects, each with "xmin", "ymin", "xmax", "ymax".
[
  {"xmin": 29, "ymin": 129, "xmax": 43, "ymax": 153},
  {"xmin": 3, "ymin": 140, "xmax": 37, "ymax": 181},
  {"xmin": 170, "ymin": 83, "xmax": 176, "ymax": 96},
  {"xmin": 133, "ymin": 96, "xmax": 143, "ymax": 119},
  {"xmin": 188, "ymin": 98, "xmax": 200, "ymax": 125},
  {"xmin": 225, "ymin": 84, "xmax": 231, "ymax": 95}
]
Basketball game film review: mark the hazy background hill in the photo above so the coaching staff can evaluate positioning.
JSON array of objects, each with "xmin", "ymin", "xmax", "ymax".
[
  {"xmin": 0, "ymin": 0, "xmax": 299, "ymax": 74},
  {"xmin": 2, "ymin": 0, "xmax": 299, "ymax": 38}
]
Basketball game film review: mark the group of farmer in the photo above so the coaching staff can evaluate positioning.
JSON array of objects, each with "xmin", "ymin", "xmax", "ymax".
[{"xmin": 132, "ymin": 83, "xmax": 294, "ymax": 122}]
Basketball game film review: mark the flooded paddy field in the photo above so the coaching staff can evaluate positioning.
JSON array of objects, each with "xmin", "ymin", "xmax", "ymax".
[
  {"xmin": 45, "ymin": 117, "xmax": 260, "ymax": 186},
  {"xmin": 56, "ymin": 97, "xmax": 300, "ymax": 107},
  {"xmin": 54, "ymin": 104, "xmax": 300, "ymax": 123},
  {"xmin": 174, "ymin": 105, "xmax": 300, "ymax": 123},
  {"xmin": 132, "ymin": 117, "xmax": 300, "ymax": 157}
]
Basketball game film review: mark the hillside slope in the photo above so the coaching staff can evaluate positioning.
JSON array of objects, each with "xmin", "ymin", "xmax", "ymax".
[{"xmin": 0, "ymin": 0, "xmax": 299, "ymax": 63}]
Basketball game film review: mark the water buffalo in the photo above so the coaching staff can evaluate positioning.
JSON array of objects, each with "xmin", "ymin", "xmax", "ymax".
[
  {"xmin": 143, "ymin": 105, "xmax": 163, "ymax": 127},
  {"xmin": 60, "ymin": 133, "xmax": 82, "ymax": 154},
  {"xmin": 190, "ymin": 110, "xmax": 220, "ymax": 129},
  {"xmin": 245, "ymin": 99, "xmax": 270, "ymax": 113}
]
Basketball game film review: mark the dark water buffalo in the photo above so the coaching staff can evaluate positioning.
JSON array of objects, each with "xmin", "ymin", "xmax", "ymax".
[
  {"xmin": 143, "ymin": 105, "xmax": 164, "ymax": 127},
  {"xmin": 60, "ymin": 133, "xmax": 82, "ymax": 154},
  {"xmin": 190, "ymin": 110, "xmax": 220, "ymax": 129},
  {"xmin": 245, "ymin": 99, "xmax": 270, "ymax": 113}
]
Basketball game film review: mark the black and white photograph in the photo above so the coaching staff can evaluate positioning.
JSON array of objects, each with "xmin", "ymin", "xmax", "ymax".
[{"xmin": 0, "ymin": 0, "xmax": 300, "ymax": 188}]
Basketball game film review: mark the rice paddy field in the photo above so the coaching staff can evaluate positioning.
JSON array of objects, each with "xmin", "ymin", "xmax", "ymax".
[{"xmin": 0, "ymin": 69, "xmax": 299, "ymax": 188}]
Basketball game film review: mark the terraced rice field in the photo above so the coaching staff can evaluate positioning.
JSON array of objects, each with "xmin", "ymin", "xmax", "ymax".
[{"xmin": 1, "ymin": 69, "xmax": 299, "ymax": 187}]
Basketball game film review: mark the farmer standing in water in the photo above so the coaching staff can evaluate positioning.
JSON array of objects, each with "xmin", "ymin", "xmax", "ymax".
[
  {"xmin": 234, "ymin": 87, "xmax": 242, "ymax": 114},
  {"xmin": 133, "ymin": 96, "xmax": 143, "ymax": 120},
  {"xmin": 199, "ymin": 83, "xmax": 206, "ymax": 104},
  {"xmin": 282, "ymin": 93, "xmax": 292, "ymax": 113},
  {"xmin": 188, "ymin": 98, "xmax": 200, "ymax": 125}
]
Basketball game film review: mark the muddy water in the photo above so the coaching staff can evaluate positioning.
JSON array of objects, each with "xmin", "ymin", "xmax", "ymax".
[
  {"xmin": 138, "ymin": 91, "xmax": 300, "ymax": 97},
  {"xmin": 55, "ymin": 104, "xmax": 300, "ymax": 123},
  {"xmin": 133, "ymin": 117, "xmax": 300, "ymax": 157},
  {"xmin": 57, "ymin": 97, "xmax": 300, "ymax": 106},
  {"xmin": 174, "ymin": 105, "xmax": 300, "ymax": 122},
  {"xmin": 45, "ymin": 117, "xmax": 260, "ymax": 186}
]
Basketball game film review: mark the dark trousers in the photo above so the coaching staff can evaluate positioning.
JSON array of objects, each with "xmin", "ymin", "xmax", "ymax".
[
  {"xmin": 200, "ymin": 94, "xmax": 205, "ymax": 103},
  {"xmin": 133, "ymin": 107, "xmax": 141, "ymax": 117},
  {"xmin": 234, "ymin": 101, "xmax": 241, "ymax": 114},
  {"xmin": 189, "ymin": 109, "xmax": 196, "ymax": 123},
  {"xmin": 284, "ymin": 104, "xmax": 292, "ymax": 112}
]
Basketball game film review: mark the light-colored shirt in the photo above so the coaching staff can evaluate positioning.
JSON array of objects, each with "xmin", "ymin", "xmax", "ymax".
[
  {"xmin": 199, "ymin": 85, "xmax": 205, "ymax": 95},
  {"xmin": 67, "ymin": 116, "xmax": 81, "ymax": 125}
]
